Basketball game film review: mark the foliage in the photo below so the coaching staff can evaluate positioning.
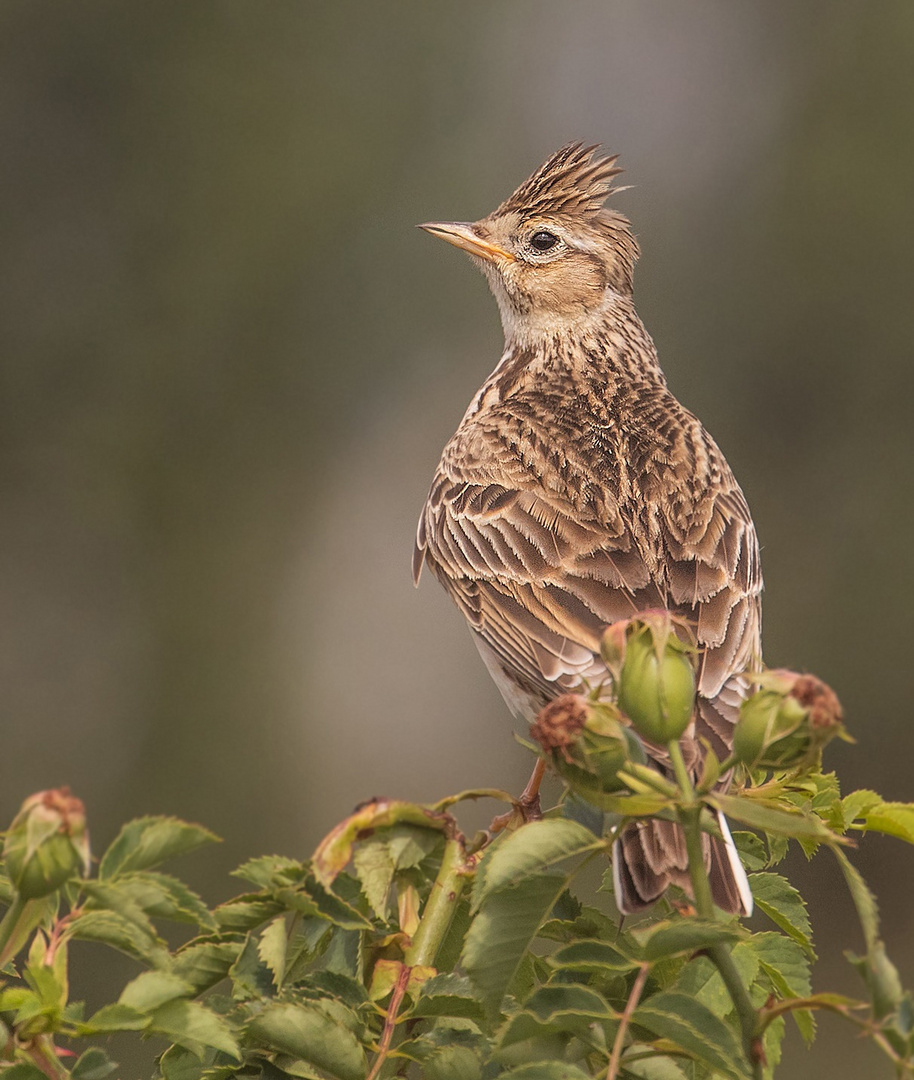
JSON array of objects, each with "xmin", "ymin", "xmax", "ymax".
[{"xmin": 1, "ymin": 663, "xmax": 913, "ymax": 1077}]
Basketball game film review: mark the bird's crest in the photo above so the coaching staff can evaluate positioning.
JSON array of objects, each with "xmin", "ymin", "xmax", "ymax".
[{"xmin": 496, "ymin": 143, "xmax": 625, "ymax": 220}]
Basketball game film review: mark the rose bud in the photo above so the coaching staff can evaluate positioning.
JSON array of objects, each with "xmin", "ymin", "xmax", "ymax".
[
  {"xmin": 615, "ymin": 614, "xmax": 697, "ymax": 744},
  {"xmin": 3, "ymin": 788, "xmax": 90, "ymax": 900},
  {"xmin": 530, "ymin": 694, "xmax": 645, "ymax": 807},
  {"xmin": 732, "ymin": 669, "xmax": 846, "ymax": 770}
]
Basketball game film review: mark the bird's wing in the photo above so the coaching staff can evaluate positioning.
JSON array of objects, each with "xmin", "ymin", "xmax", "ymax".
[{"xmin": 414, "ymin": 472, "xmax": 761, "ymax": 708}]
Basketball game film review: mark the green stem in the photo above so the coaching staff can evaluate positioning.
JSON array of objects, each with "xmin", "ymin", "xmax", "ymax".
[
  {"xmin": 669, "ymin": 741, "xmax": 762, "ymax": 1080},
  {"xmin": 667, "ymin": 740, "xmax": 696, "ymax": 804},
  {"xmin": 404, "ymin": 836, "xmax": 466, "ymax": 968}
]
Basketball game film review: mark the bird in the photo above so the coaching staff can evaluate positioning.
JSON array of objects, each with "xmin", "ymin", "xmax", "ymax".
[{"xmin": 412, "ymin": 143, "xmax": 760, "ymax": 915}]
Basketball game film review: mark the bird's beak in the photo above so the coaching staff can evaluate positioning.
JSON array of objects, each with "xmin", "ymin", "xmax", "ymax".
[{"xmin": 418, "ymin": 221, "xmax": 515, "ymax": 263}]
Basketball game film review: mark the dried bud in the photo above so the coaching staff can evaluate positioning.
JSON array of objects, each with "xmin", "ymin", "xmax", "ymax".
[
  {"xmin": 732, "ymin": 670, "xmax": 846, "ymax": 770},
  {"xmin": 615, "ymin": 614, "xmax": 697, "ymax": 744},
  {"xmin": 3, "ymin": 788, "xmax": 90, "ymax": 900},
  {"xmin": 531, "ymin": 694, "xmax": 645, "ymax": 808}
]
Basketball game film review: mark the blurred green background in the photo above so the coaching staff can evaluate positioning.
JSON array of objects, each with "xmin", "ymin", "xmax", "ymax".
[{"xmin": 1, "ymin": 2, "xmax": 913, "ymax": 1075}]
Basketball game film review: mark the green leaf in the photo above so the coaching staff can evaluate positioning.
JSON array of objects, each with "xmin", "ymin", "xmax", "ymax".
[
  {"xmin": 633, "ymin": 991, "xmax": 749, "ymax": 1079},
  {"xmin": 498, "ymin": 984, "xmax": 615, "ymax": 1048},
  {"xmin": 496, "ymin": 1065, "xmax": 593, "ymax": 1079},
  {"xmin": 410, "ymin": 973, "xmax": 486, "ymax": 1022},
  {"xmin": 832, "ymin": 848, "xmax": 880, "ymax": 950},
  {"xmin": 749, "ymin": 873, "xmax": 814, "ymax": 956},
  {"xmin": 105, "ymin": 871, "xmax": 216, "ymax": 930},
  {"xmin": 710, "ymin": 793, "xmax": 835, "ymax": 843},
  {"xmin": 246, "ymin": 1001, "xmax": 368, "ymax": 1080},
  {"xmin": 749, "ymin": 932, "xmax": 814, "ymax": 1042},
  {"xmin": 228, "ymin": 932, "xmax": 276, "ymax": 999},
  {"xmin": 158, "ymin": 1044, "xmax": 205, "ymax": 1080},
  {"xmin": 619, "ymin": 1047, "xmax": 690, "ymax": 1079},
  {"xmin": 731, "ymin": 831, "xmax": 768, "ymax": 872},
  {"xmin": 861, "ymin": 802, "xmax": 914, "ymax": 845},
  {"xmin": 77, "ymin": 1002, "xmax": 149, "ymax": 1034},
  {"xmin": 99, "ymin": 817, "xmax": 219, "ymax": 879},
  {"xmin": 635, "ymin": 917, "xmax": 744, "ymax": 962},
  {"xmin": 214, "ymin": 895, "xmax": 284, "ymax": 932},
  {"xmin": 258, "ymin": 914, "xmax": 288, "ymax": 988},
  {"xmin": 548, "ymin": 938, "xmax": 636, "ymax": 974},
  {"xmin": 674, "ymin": 942, "xmax": 760, "ymax": 1018},
  {"xmin": 148, "ymin": 999, "xmax": 240, "ymax": 1061},
  {"xmin": 0, "ymin": 1065, "xmax": 50, "ymax": 1080},
  {"xmin": 171, "ymin": 937, "xmax": 246, "ymax": 995},
  {"xmin": 71, "ymin": 1047, "xmax": 119, "ymax": 1080},
  {"xmin": 838, "ymin": 789, "xmax": 882, "ymax": 830},
  {"xmin": 119, "ymin": 971, "xmax": 195, "ymax": 1012},
  {"xmin": 472, "ymin": 819, "xmax": 599, "ymax": 907},
  {"xmin": 68, "ymin": 910, "xmax": 170, "ymax": 968},
  {"xmin": 396, "ymin": 1025, "xmax": 488, "ymax": 1080},
  {"xmin": 462, "ymin": 871, "xmax": 569, "ymax": 1014},
  {"xmin": 232, "ymin": 854, "xmax": 303, "ymax": 889},
  {"xmin": 351, "ymin": 836, "xmax": 395, "ymax": 920}
]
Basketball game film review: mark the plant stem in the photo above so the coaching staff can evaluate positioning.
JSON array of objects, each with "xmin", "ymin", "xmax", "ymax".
[
  {"xmin": 669, "ymin": 740, "xmax": 763, "ymax": 1080},
  {"xmin": 404, "ymin": 836, "xmax": 466, "ymax": 969},
  {"xmin": 607, "ymin": 961, "xmax": 651, "ymax": 1079}
]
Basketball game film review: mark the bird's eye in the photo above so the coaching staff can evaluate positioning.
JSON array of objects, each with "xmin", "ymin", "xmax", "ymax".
[{"xmin": 529, "ymin": 230, "xmax": 559, "ymax": 252}]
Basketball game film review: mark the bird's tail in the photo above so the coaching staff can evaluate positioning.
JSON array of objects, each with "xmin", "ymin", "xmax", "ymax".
[{"xmin": 612, "ymin": 811, "xmax": 753, "ymax": 916}]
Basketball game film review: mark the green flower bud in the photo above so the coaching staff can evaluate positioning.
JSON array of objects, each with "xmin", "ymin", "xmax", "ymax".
[
  {"xmin": 616, "ymin": 614, "xmax": 697, "ymax": 744},
  {"xmin": 530, "ymin": 694, "xmax": 645, "ymax": 808},
  {"xmin": 3, "ymin": 788, "xmax": 90, "ymax": 900},
  {"xmin": 732, "ymin": 670, "xmax": 846, "ymax": 770}
]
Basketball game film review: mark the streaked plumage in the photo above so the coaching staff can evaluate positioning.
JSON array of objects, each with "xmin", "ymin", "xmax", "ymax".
[{"xmin": 414, "ymin": 144, "xmax": 761, "ymax": 914}]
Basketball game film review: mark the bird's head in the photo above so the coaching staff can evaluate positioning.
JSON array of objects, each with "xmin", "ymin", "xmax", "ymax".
[{"xmin": 419, "ymin": 143, "xmax": 640, "ymax": 342}]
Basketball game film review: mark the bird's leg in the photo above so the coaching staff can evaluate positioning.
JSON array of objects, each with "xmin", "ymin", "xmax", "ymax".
[{"xmin": 486, "ymin": 758, "xmax": 546, "ymax": 837}]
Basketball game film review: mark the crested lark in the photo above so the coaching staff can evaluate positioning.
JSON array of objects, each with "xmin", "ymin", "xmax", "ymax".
[{"xmin": 413, "ymin": 144, "xmax": 759, "ymax": 915}]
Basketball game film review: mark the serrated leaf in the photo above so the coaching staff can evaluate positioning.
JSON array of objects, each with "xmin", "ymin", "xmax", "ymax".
[
  {"xmin": 633, "ymin": 991, "xmax": 749, "ymax": 1079},
  {"xmin": 68, "ymin": 910, "xmax": 170, "ymax": 968},
  {"xmin": 410, "ymin": 973, "xmax": 485, "ymax": 1022},
  {"xmin": 72, "ymin": 1047, "xmax": 119, "ymax": 1080},
  {"xmin": 749, "ymin": 931, "xmax": 813, "ymax": 1042},
  {"xmin": 620, "ymin": 1047, "xmax": 690, "ymax": 1079},
  {"xmin": 107, "ymin": 872, "xmax": 216, "ymax": 931},
  {"xmin": 710, "ymin": 794, "xmax": 835, "ymax": 842},
  {"xmin": 351, "ymin": 837, "xmax": 395, "ymax": 920},
  {"xmin": 77, "ymin": 1002, "xmax": 149, "ymax": 1034},
  {"xmin": 171, "ymin": 937, "xmax": 245, "ymax": 995},
  {"xmin": 462, "ymin": 871, "xmax": 569, "ymax": 1013},
  {"xmin": 258, "ymin": 915, "xmax": 288, "ymax": 988},
  {"xmin": 119, "ymin": 971, "xmax": 195, "ymax": 1012},
  {"xmin": 0, "ymin": 1065, "xmax": 50, "ymax": 1080},
  {"xmin": 548, "ymin": 938, "xmax": 636, "ymax": 974},
  {"xmin": 473, "ymin": 819, "xmax": 599, "ymax": 908},
  {"xmin": 148, "ymin": 999, "xmax": 240, "ymax": 1060},
  {"xmin": 498, "ymin": 984, "xmax": 615, "ymax": 1048},
  {"xmin": 231, "ymin": 854, "xmax": 302, "ymax": 889},
  {"xmin": 674, "ymin": 942, "xmax": 760, "ymax": 1018},
  {"xmin": 837, "ymin": 789, "xmax": 882, "ymax": 830},
  {"xmin": 749, "ymin": 873, "xmax": 814, "ymax": 956},
  {"xmin": 214, "ymin": 895, "xmax": 284, "ymax": 932},
  {"xmin": 832, "ymin": 848, "xmax": 879, "ymax": 949},
  {"xmin": 635, "ymin": 917, "xmax": 744, "ymax": 962},
  {"xmin": 158, "ymin": 1044, "xmax": 205, "ymax": 1080},
  {"xmin": 731, "ymin": 831, "xmax": 768, "ymax": 872},
  {"xmin": 229, "ymin": 932, "xmax": 276, "ymax": 999},
  {"xmin": 99, "ymin": 817, "xmax": 218, "ymax": 879},
  {"xmin": 246, "ymin": 1001, "xmax": 367, "ymax": 1080},
  {"xmin": 496, "ymin": 1065, "xmax": 592, "ymax": 1079},
  {"xmin": 862, "ymin": 802, "xmax": 914, "ymax": 845}
]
